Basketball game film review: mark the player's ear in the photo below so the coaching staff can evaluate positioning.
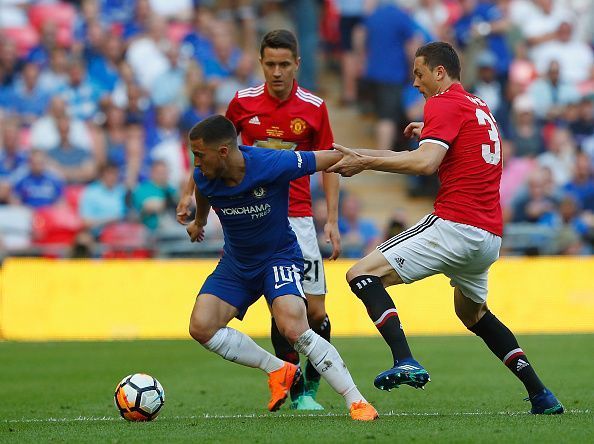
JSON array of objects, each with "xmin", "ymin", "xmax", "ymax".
[{"xmin": 219, "ymin": 144, "xmax": 229, "ymax": 157}]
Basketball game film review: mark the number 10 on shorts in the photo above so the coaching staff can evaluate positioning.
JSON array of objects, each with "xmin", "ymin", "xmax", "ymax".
[{"xmin": 273, "ymin": 265, "xmax": 300, "ymax": 287}]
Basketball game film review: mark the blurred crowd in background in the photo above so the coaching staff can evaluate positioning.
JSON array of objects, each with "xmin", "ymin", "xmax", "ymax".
[{"xmin": 0, "ymin": 0, "xmax": 593, "ymax": 260}]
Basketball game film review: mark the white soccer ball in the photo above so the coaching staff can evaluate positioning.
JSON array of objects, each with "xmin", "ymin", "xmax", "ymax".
[{"xmin": 114, "ymin": 373, "xmax": 165, "ymax": 421}]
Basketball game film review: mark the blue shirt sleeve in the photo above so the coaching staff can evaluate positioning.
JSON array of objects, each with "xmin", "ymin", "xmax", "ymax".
[{"xmin": 267, "ymin": 149, "xmax": 317, "ymax": 183}]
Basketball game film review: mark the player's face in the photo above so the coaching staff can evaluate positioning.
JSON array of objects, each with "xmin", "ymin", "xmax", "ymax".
[
  {"xmin": 260, "ymin": 47, "xmax": 300, "ymax": 100},
  {"xmin": 190, "ymin": 139, "xmax": 224, "ymax": 180},
  {"xmin": 412, "ymin": 56, "xmax": 440, "ymax": 99}
]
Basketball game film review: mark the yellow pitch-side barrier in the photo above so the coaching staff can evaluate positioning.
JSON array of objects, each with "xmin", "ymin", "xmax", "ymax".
[{"xmin": 0, "ymin": 257, "xmax": 593, "ymax": 341}]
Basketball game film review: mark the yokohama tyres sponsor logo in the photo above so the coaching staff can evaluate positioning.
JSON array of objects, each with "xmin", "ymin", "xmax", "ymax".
[{"xmin": 220, "ymin": 203, "xmax": 271, "ymax": 220}]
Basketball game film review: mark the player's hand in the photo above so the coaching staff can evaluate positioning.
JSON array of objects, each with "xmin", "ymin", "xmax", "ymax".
[
  {"xmin": 404, "ymin": 122, "xmax": 424, "ymax": 139},
  {"xmin": 326, "ymin": 143, "xmax": 366, "ymax": 177},
  {"xmin": 324, "ymin": 221, "xmax": 341, "ymax": 260},
  {"xmin": 187, "ymin": 220, "xmax": 205, "ymax": 242},
  {"xmin": 176, "ymin": 195, "xmax": 193, "ymax": 225}
]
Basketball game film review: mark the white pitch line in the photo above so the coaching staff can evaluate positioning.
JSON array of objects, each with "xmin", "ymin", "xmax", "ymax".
[{"xmin": 2, "ymin": 409, "xmax": 589, "ymax": 423}]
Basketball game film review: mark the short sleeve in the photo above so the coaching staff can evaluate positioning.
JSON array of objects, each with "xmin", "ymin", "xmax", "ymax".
[
  {"xmin": 419, "ymin": 98, "xmax": 462, "ymax": 149},
  {"xmin": 312, "ymin": 102, "xmax": 334, "ymax": 150},
  {"xmin": 225, "ymin": 95, "xmax": 243, "ymax": 135}
]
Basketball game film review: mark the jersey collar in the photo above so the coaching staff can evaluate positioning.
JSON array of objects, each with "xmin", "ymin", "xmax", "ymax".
[{"xmin": 264, "ymin": 79, "xmax": 298, "ymax": 104}]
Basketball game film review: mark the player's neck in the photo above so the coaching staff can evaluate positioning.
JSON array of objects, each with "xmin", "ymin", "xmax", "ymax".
[
  {"xmin": 266, "ymin": 82, "xmax": 293, "ymax": 101},
  {"xmin": 221, "ymin": 149, "xmax": 246, "ymax": 187},
  {"xmin": 434, "ymin": 79, "xmax": 459, "ymax": 96}
]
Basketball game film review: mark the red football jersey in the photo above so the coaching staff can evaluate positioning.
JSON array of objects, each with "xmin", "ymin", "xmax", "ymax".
[
  {"xmin": 419, "ymin": 83, "xmax": 503, "ymax": 236},
  {"xmin": 225, "ymin": 81, "xmax": 334, "ymax": 217}
]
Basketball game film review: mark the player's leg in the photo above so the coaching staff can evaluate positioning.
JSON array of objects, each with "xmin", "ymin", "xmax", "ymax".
[
  {"xmin": 271, "ymin": 294, "xmax": 378, "ymax": 420},
  {"xmin": 455, "ymin": 287, "xmax": 564, "ymax": 414},
  {"xmin": 346, "ymin": 215, "xmax": 447, "ymax": 390},
  {"xmin": 189, "ymin": 293, "xmax": 285, "ymax": 374}
]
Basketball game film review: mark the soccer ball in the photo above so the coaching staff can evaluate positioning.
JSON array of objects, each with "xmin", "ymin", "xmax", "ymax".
[{"xmin": 114, "ymin": 373, "xmax": 165, "ymax": 421}]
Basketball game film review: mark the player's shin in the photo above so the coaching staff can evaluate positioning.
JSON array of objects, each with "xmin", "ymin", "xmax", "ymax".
[
  {"xmin": 203, "ymin": 327, "xmax": 284, "ymax": 374},
  {"xmin": 349, "ymin": 275, "xmax": 413, "ymax": 365},
  {"xmin": 305, "ymin": 314, "xmax": 331, "ymax": 383},
  {"xmin": 468, "ymin": 311, "xmax": 546, "ymax": 397},
  {"xmin": 271, "ymin": 317, "xmax": 304, "ymax": 399},
  {"xmin": 294, "ymin": 329, "xmax": 366, "ymax": 408}
]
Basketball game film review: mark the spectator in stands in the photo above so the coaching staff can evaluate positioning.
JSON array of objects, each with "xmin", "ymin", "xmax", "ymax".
[
  {"xmin": 214, "ymin": 53, "xmax": 258, "ymax": 113},
  {"xmin": 180, "ymin": 83, "xmax": 215, "ymax": 134},
  {"xmin": 534, "ymin": 20, "xmax": 594, "ymax": 84},
  {"xmin": 511, "ymin": 166, "xmax": 559, "ymax": 225},
  {"xmin": 564, "ymin": 152, "xmax": 594, "ymax": 212},
  {"xmin": 133, "ymin": 159, "xmax": 177, "ymax": 231},
  {"xmin": 47, "ymin": 115, "xmax": 97, "ymax": 184},
  {"xmin": 509, "ymin": 94, "xmax": 545, "ymax": 157},
  {"xmin": 471, "ymin": 50, "xmax": 508, "ymax": 131},
  {"xmin": 0, "ymin": 116, "xmax": 28, "ymax": 181},
  {"xmin": 500, "ymin": 139, "xmax": 537, "ymax": 215},
  {"xmin": 537, "ymin": 126, "xmax": 576, "ymax": 187},
  {"xmin": 150, "ymin": 42, "xmax": 188, "ymax": 108},
  {"xmin": 414, "ymin": 0, "xmax": 450, "ymax": 42},
  {"xmin": 0, "ymin": 40, "xmax": 20, "ymax": 91},
  {"xmin": 79, "ymin": 163, "xmax": 126, "ymax": 236},
  {"xmin": 338, "ymin": 194, "xmax": 381, "ymax": 258},
  {"xmin": 202, "ymin": 20, "xmax": 242, "ymax": 84},
  {"xmin": 38, "ymin": 47, "xmax": 70, "ymax": 94},
  {"xmin": 454, "ymin": 0, "xmax": 512, "ymax": 87},
  {"xmin": 569, "ymin": 97, "xmax": 594, "ymax": 146},
  {"xmin": 145, "ymin": 105, "xmax": 184, "ymax": 187},
  {"xmin": 30, "ymin": 96, "xmax": 92, "ymax": 152},
  {"xmin": 9, "ymin": 62, "xmax": 51, "ymax": 126},
  {"xmin": 363, "ymin": 0, "xmax": 422, "ymax": 150},
  {"xmin": 554, "ymin": 193, "xmax": 590, "ymax": 254},
  {"xmin": 59, "ymin": 58, "xmax": 103, "ymax": 121},
  {"xmin": 383, "ymin": 209, "xmax": 408, "ymax": 241},
  {"xmin": 528, "ymin": 61, "xmax": 580, "ymax": 122},
  {"xmin": 121, "ymin": 0, "xmax": 151, "ymax": 40},
  {"xmin": 181, "ymin": 5, "xmax": 215, "ymax": 64},
  {"xmin": 88, "ymin": 33, "xmax": 125, "ymax": 95},
  {"xmin": 12, "ymin": 150, "xmax": 64, "ymax": 208},
  {"xmin": 125, "ymin": 15, "xmax": 170, "ymax": 90},
  {"xmin": 0, "ymin": 180, "xmax": 13, "ymax": 205},
  {"xmin": 26, "ymin": 21, "xmax": 59, "ymax": 69},
  {"xmin": 335, "ymin": 0, "xmax": 366, "ymax": 106}
]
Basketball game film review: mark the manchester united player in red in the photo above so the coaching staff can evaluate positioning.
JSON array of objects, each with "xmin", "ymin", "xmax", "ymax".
[
  {"xmin": 328, "ymin": 42, "xmax": 563, "ymax": 415},
  {"xmin": 176, "ymin": 30, "xmax": 340, "ymax": 410}
]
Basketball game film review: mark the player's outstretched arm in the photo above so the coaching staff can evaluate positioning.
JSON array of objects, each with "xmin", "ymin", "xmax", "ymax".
[
  {"xmin": 312, "ymin": 150, "xmax": 343, "ymax": 172},
  {"xmin": 187, "ymin": 187, "xmax": 210, "ymax": 243},
  {"xmin": 327, "ymin": 142, "xmax": 446, "ymax": 177},
  {"xmin": 176, "ymin": 172, "xmax": 195, "ymax": 225}
]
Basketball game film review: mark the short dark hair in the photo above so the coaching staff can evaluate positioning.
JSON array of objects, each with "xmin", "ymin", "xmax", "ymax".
[
  {"xmin": 188, "ymin": 115, "xmax": 237, "ymax": 148},
  {"xmin": 260, "ymin": 29, "xmax": 299, "ymax": 59},
  {"xmin": 415, "ymin": 42, "xmax": 461, "ymax": 80}
]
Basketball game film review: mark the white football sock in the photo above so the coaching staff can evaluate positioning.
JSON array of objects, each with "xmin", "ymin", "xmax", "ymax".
[
  {"xmin": 294, "ymin": 329, "xmax": 366, "ymax": 408},
  {"xmin": 203, "ymin": 327, "xmax": 284, "ymax": 374}
]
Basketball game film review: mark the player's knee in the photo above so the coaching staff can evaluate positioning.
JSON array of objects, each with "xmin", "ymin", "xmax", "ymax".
[
  {"xmin": 276, "ymin": 322, "xmax": 306, "ymax": 345},
  {"xmin": 188, "ymin": 318, "xmax": 216, "ymax": 344},
  {"xmin": 307, "ymin": 307, "xmax": 327, "ymax": 329},
  {"xmin": 455, "ymin": 305, "xmax": 486, "ymax": 328}
]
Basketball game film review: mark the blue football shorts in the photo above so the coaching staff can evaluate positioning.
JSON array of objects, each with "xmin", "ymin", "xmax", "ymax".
[{"xmin": 199, "ymin": 255, "xmax": 306, "ymax": 319}]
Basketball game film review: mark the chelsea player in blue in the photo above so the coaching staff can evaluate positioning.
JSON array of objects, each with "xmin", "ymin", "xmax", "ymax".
[{"xmin": 185, "ymin": 115, "xmax": 378, "ymax": 421}]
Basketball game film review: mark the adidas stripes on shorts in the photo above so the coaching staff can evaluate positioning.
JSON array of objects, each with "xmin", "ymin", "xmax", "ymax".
[{"xmin": 377, "ymin": 214, "xmax": 501, "ymax": 303}]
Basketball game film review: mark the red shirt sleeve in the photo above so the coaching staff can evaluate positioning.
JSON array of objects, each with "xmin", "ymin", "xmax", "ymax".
[
  {"xmin": 225, "ymin": 95, "xmax": 243, "ymax": 135},
  {"xmin": 312, "ymin": 102, "xmax": 334, "ymax": 151},
  {"xmin": 420, "ymin": 97, "xmax": 463, "ymax": 147}
]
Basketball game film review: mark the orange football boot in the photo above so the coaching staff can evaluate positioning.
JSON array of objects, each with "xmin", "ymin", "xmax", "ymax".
[
  {"xmin": 267, "ymin": 362, "xmax": 301, "ymax": 412},
  {"xmin": 350, "ymin": 401, "xmax": 379, "ymax": 421}
]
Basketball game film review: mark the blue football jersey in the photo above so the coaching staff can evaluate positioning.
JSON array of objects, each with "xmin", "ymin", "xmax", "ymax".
[{"xmin": 193, "ymin": 145, "xmax": 317, "ymax": 270}]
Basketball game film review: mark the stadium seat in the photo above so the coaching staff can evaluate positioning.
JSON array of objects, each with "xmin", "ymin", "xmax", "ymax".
[
  {"xmin": 99, "ymin": 222, "xmax": 153, "ymax": 258},
  {"xmin": 32, "ymin": 204, "xmax": 84, "ymax": 247},
  {"xmin": 2, "ymin": 26, "xmax": 40, "ymax": 58},
  {"xmin": 28, "ymin": 2, "xmax": 75, "ymax": 47}
]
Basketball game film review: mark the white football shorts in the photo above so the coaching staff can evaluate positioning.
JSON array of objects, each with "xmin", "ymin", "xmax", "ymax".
[
  {"xmin": 378, "ymin": 214, "xmax": 501, "ymax": 303},
  {"xmin": 289, "ymin": 216, "xmax": 327, "ymax": 296}
]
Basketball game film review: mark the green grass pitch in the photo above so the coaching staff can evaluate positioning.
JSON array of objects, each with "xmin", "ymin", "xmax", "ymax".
[{"xmin": 1, "ymin": 335, "xmax": 592, "ymax": 443}]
